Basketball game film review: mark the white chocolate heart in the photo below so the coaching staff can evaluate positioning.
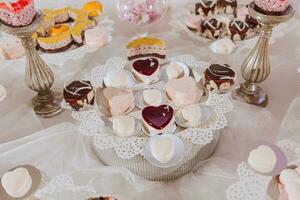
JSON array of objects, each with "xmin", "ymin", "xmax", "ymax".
[
  {"xmin": 150, "ymin": 137, "xmax": 175, "ymax": 163},
  {"xmin": 143, "ymin": 89, "xmax": 162, "ymax": 106},
  {"xmin": 181, "ymin": 104, "xmax": 202, "ymax": 127},
  {"xmin": 112, "ymin": 115, "xmax": 135, "ymax": 137},
  {"xmin": 248, "ymin": 145, "xmax": 277, "ymax": 174},
  {"xmin": 1, "ymin": 167, "xmax": 32, "ymax": 198}
]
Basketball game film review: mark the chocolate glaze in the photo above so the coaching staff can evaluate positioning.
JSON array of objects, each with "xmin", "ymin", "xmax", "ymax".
[
  {"xmin": 128, "ymin": 53, "xmax": 166, "ymax": 61},
  {"xmin": 254, "ymin": 4, "xmax": 292, "ymax": 16},
  {"xmin": 200, "ymin": 18, "xmax": 224, "ymax": 39},
  {"xmin": 133, "ymin": 58, "xmax": 159, "ymax": 76},
  {"xmin": 195, "ymin": 1, "xmax": 216, "ymax": 16},
  {"xmin": 204, "ymin": 64, "xmax": 235, "ymax": 89},
  {"xmin": 63, "ymin": 80, "xmax": 94, "ymax": 111},
  {"xmin": 217, "ymin": 0, "xmax": 237, "ymax": 17},
  {"xmin": 245, "ymin": 15, "xmax": 259, "ymax": 29},
  {"xmin": 229, "ymin": 20, "xmax": 250, "ymax": 40}
]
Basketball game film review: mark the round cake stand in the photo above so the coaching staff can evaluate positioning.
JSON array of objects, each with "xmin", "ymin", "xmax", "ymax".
[
  {"xmin": 0, "ymin": 12, "xmax": 63, "ymax": 118},
  {"xmin": 233, "ymin": 3, "xmax": 294, "ymax": 107}
]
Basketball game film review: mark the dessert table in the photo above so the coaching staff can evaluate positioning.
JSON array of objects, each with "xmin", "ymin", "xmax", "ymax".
[{"xmin": 0, "ymin": 0, "xmax": 300, "ymax": 199}]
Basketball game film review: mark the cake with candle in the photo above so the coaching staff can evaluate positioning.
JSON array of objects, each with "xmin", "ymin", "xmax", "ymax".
[
  {"xmin": 127, "ymin": 37, "xmax": 166, "ymax": 61},
  {"xmin": 0, "ymin": 0, "xmax": 36, "ymax": 27},
  {"xmin": 200, "ymin": 18, "xmax": 225, "ymax": 39},
  {"xmin": 253, "ymin": 0, "xmax": 291, "ymax": 16},
  {"xmin": 228, "ymin": 19, "xmax": 251, "ymax": 40},
  {"xmin": 63, "ymin": 80, "xmax": 95, "ymax": 111}
]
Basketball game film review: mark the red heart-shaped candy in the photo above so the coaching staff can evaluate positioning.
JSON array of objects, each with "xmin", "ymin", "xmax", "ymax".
[
  {"xmin": 142, "ymin": 105, "xmax": 174, "ymax": 130},
  {"xmin": 132, "ymin": 58, "xmax": 159, "ymax": 76}
]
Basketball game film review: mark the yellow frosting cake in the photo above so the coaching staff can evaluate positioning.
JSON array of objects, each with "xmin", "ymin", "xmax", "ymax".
[
  {"xmin": 42, "ymin": 7, "xmax": 70, "ymax": 23},
  {"xmin": 127, "ymin": 37, "xmax": 167, "ymax": 60},
  {"xmin": 82, "ymin": 1, "xmax": 103, "ymax": 18}
]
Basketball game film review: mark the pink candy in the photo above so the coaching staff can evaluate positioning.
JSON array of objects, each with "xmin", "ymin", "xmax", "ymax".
[{"xmin": 254, "ymin": 0, "xmax": 290, "ymax": 12}]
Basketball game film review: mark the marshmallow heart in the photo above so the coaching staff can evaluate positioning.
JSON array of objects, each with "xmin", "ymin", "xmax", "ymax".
[
  {"xmin": 150, "ymin": 137, "xmax": 175, "ymax": 163},
  {"xmin": 248, "ymin": 145, "xmax": 277, "ymax": 174},
  {"xmin": 143, "ymin": 89, "xmax": 162, "ymax": 106},
  {"xmin": 1, "ymin": 167, "xmax": 32, "ymax": 198}
]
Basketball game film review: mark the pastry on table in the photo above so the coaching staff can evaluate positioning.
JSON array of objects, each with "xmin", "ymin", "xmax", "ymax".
[
  {"xmin": 142, "ymin": 105, "xmax": 175, "ymax": 135},
  {"xmin": 166, "ymin": 76, "xmax": 203, "ymax": 106},
  {"xmin": 179, "ymin": 104, "xmax": 202, "ymax": 127},
  {"xmin": 71, "ymin": 20, "xmax": 96, "ymax": 45},
  {"xmin": 200, "ymin": 18, "xmax": 225, "ymax": 40},
  {"xmin": 101, "ymin": 87, "xmax": 135, "ymax": 117},
  {"xmin": 204, "ymin": 64, "xmax": 235, "ymax": 93},
  {"xmin": 132, "ymin": 58, "xmax": 160, "ymax": 84},
  {"xmin": 0, "ymin": 0, "xmax": 36, "ymax": 27},
  {"xmin": 42, "ymin": 7, "xmax": 70, "ymax": 23},
  {"xmin": 195, "ymin": 0, "xmax": 217, "ymax": 17},
  {"xmin": 112, "ymin": 115, "xmax": 136, "ymax": 137},
  {"xmin": 253, "ymin": 0, "xmax": 291, "ymax": 16},
  {"xmin": 63, "ymin": 80, "xmax": 95, "ymax": 111},
  {"xmin": 185, "ymin": 14, "xmax": 203, "ymax": 32},
  {"xmin": 216, "ymin": 0, "xmax": 237, "ymax": 17},
  {"xmin": 82, "ymin": 1, "xmax": 103, "ymax": 18},
  {"xmin": 228, "ymin": 19, "xmax": 251, "ymax": 40},
  {"xmin": 85, "ymin": 27, "xmax": 110, "ymax": 48},
  {"xmin": 127, "ymin": 37, "xmax": 166, "ymax": 61}
]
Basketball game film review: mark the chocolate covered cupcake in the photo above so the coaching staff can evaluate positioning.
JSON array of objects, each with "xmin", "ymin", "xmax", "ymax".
[
  {"xmin": 195, "ymin": 0, "xmax": 217, "ymax": 17},
  {"xmin": 217, "ymin": 0, "xmax": 237, "ymax": 17},
  {"xmin": 63, "ymin": 80, "xmax": 95, "ymax": 111},
  {"xmin": 204, "ymin": 64, "xmax": 235, "ymax": 93},
  {"xmin": 200, "ymin": 18, "xmax": 225, "ymax": 39},
  {"xmin": 228, "ymin": 19, "xmax": 250, "ymax": 40}
]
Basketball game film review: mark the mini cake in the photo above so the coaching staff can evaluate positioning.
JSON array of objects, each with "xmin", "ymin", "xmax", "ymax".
[
  {"xmin": 195, "ymin": 0, "xmax": 217, "ymax": 17},
  {"xmin": 127, "ymin": 37, "xmax": 166, "ymax": 61},
  {"xmin": 254, "ymin": 0, "xmax": 291, "ymax": 16},
  {"xmin": 71, "ymin": 20, "xmax": 96, "ymax": 44},
  {"xmin": 42, "ymin": 7, "xmax": 70, "ymax": 23},
  {"xmin": 150, "ymin": 136, "xmax": 175, "ymax": 163},
  {"xmin": 84, "ymin": 27, "xmax": 110, "ymax": 48},
  {"xmin": 166, "ymin": 76, "xmax": 202, "ymax": 106},
  {"xmin": 82, "ymin": 1, "xmax": 103, "ymax": 18},
  {"xmin": 217, "ymin": 0, "xmax": 237, "ymax": 17},
  {"xmin": 228, "ymin": 19, "xmax": 250, "ymax": 40},
  {"xmin": 200, "ymin": 18, "xmax": 225, "ymax": 40},
  {"xmin": 180, "ymin": 104, "xmax": 202, "ymax": 127},
  {"xmin": 185, "ymin": 14, "xmax": 202, "ymax": 32},
  {"xmin": 143, "ymin": 89, "xmax": 162, "ymax": 106},
  {"xmin": 112, "ymin": 115, "xmax": 136, "ymax": 137},
  {"xmin": 63, "ymin": 80, "xmax": 95, "ymax": 111},
  {"xmin": 165, "ymin": 62, "xmax": 187, "ymax": 79},
  {"xmin": 142, "ymin": 105, "xmax": 175, "ymax": 135},
  {"xmin": 204, "ymin": 64, "xmax": 235, "ymax": 93},
  {"xmin": 132, "ymin": 58, "xmax": 160, "ymax": 84},
  {"xmin": 277, "ymin": 167, "xmax": 300, "ymax": 200},
  {"xmin": 101, "ymin": 87, "xmax": 134, "ymax": 116},
  {"xmin": 0, "ymin": 0, "xmax": 36, "ymax": 27}
]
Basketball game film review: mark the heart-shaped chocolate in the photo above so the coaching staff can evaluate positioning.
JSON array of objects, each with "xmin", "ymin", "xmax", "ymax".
[
  {"xmin": 133, "ymin": 58, "xmax": 159, "ymax": 76},
  {"xmin": 142, "ymin": 105, "xmax": 174, "ymax": 130}
]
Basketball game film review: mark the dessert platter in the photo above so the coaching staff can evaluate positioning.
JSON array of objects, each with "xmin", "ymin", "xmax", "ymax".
[
  {"xmin": 71, "ymin": 37, "xmax": 234, "ymax": 181},
  {"xmin": 226, "ymin": 140, "xmax": 300, "ymax": 200},
  {"xmin": 0, "ymin": 0, "xmax": 114, "ymax": 66},
  {"xmin": 170, "ymin": 0, "xmax": 261, "ymax": 46}
]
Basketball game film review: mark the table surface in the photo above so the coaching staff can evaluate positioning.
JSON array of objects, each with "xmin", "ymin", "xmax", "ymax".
[{"xmin": 0, "ymin": 0, "xmax": 300, "ymax": 199}]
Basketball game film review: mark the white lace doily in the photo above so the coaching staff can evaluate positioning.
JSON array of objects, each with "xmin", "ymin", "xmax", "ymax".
[
  {"xmin": 72, "ymin": 54, "xmax": 233, "ymax": 159},
  {"xmin": 226, "ymin": 140, "xmax": 300, "ymax": 200},
  {"xmin": 35, "ymin": 174, "xmax": 97, "ymax": 200}
]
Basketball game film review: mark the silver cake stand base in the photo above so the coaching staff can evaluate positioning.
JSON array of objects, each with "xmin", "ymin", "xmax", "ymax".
[
  {"xmin": 233, "ymin": 3, "xmax": 294, "ymax": 107},
  {"xmin": 0, "ymin": 12, "xmax": 63, "ymax": 118}
]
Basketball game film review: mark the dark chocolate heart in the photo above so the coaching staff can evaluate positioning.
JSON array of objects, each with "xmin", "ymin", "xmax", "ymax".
[
  {"xmin": 142, "ymin": 105, "xmax": 174, "ymax": 130},
  {"xmin": 132, "ymin": 58, "xmax": 159, "ymax": 76}
]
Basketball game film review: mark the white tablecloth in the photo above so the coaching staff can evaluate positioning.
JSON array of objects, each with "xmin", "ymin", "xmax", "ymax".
[{"xmin": 0, "ymin": 0, "xmax": 300, "ymax": 199}]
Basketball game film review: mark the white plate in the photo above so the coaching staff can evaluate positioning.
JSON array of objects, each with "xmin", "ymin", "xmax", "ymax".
[
  {"xmin": 175, "ymin": 105, "xmax": 214, "ymax": 128},
  {"xmin": 144, "ymin": 134, "xmax": 185, "ymax": 168}
]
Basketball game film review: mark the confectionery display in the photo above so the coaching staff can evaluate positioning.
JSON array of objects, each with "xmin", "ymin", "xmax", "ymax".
[
  {"xmin": 100, "ymin": 87, "xmax": 135, "ymax": 116},
  {"xmin": 84, "ymin": 27, "xmax": 110, "ymax": 48},
  {"xmin": 63, "ymin": 80, "xmax": 95, "ymax": 111},
  {"xmin": 142, "ymin": 105, "xmax": 175, "ymax": 135},
  {"xmin": 184, "ymin": 0, "xmax": 260, "ymax": 41},
  {"xmin": 112, "ymin": 115, "xmax": 136, "ymax": 137},
  {"xmin": 0, "ymin": 165, "xmax": 41, "ymax": 199},
  {"xmin": 0, "ymin": 0, "xmax": 36, "ymax": 27},
  {"xmin": 254, "ymin": 0, "xmax": 291, "ymax": 16},
  {"xmin": 204, "ymin": 64, "xmax": 235, "ymax": 93},
  {"xmin": 127, "ymin": 37, "xmax": 166, "ymax": 60},
  {"xmin": 132, "ymin": 57, "xmax": 160, "ymax": 83}
]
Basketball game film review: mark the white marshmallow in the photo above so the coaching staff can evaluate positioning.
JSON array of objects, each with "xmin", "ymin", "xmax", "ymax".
[
  {"xmin": 112, "ymin": 115, "xmax": 135, "ymax": 137},
  {"xmin": 210, "ymin": 38, "xmax": 236, "ymax": 55},
  {"xmin": 105, "ymin": 71, "xmax": 129, "ymax": 88},
  {"xmin": 166, "ymin": 62, "xmax": 184, "ymax": 79},
  {"xmin": 1, "ymin": 167, "xmax": 32, "ymax": 198},
  {"xmin": 280, "ymin": 169, "xmax": 300, "ymax": 184},
  {"xmin": 247, "ymin": 145, "xmax": 277, "ymax": 174},
  {"xmin": 181, "ymin": 104, "xmax": 202, "ymax": 127},
  {"xmin": 84, "ymin": 27, "xmax": 110, "ymax": 48},
  {"xmin": 150, "ymin": 137, "xmax": 175, "ymax": 163},
  {"xmin": 143, "ymin": 89, "xmax": 162, "ymax": 106}
]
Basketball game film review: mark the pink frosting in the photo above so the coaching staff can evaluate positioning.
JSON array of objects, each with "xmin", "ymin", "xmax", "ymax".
[{"xmin": 254, "ymin": 0, "xmax": 290, "ymax": 12}]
